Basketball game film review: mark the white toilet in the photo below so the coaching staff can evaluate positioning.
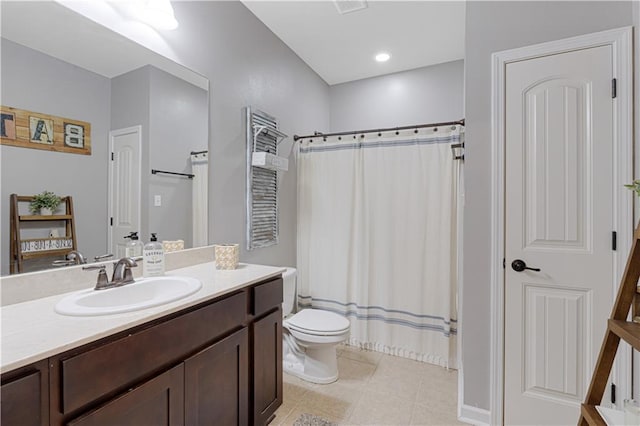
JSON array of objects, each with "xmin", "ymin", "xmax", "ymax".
[{"xmin": 281, "ymin": 268, "xmax": 350, "ymax": 384}]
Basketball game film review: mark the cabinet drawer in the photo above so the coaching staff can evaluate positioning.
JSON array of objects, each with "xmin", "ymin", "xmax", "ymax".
[
  {"xmin": 58, "ymin": 291, "xmax": 246, "ymax": 414},
  {"xmin": 252, "ymin": 278, "xmax": 283, "ymax": 317}
]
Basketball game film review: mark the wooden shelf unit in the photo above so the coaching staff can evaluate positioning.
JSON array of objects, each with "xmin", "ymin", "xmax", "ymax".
[
  {"xmin": 9, "ymin": 194, "xmax": 77, "ymax": 274},
  {"xmin": 579, "ymin": 222, "xmax": 640, "ymax": 425}
]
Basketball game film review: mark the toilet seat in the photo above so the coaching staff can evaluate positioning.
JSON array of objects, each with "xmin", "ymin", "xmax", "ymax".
[{"xmin": 285, "ymin": 309, "xmax": 350, "ymax": 336}]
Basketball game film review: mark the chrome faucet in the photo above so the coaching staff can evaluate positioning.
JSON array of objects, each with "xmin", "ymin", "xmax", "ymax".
[
  {"xmin": 83, "ymin": 257, "xmax": 138, "ymax": 290},
  {"xmin": 67, "ymin": 250, "xmax": 87, "ymax": 264},
  {"xmin": 111, "ymin": 257, "xmax": 138, "ymax": 285}
]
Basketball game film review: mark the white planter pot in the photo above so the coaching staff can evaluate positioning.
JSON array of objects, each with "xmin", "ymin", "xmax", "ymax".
[{"xmin": 40, "ymin": 207, "xmax": 53, "ymax": 215}]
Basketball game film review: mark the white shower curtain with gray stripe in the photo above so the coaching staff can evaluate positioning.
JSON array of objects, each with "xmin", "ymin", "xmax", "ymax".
[
  {"xmin": 296, "ymin": 126, "xmax": 461, "ymax": 368},
  {"xmin": 191, "ymin": 152, "xmax": 209, "ymax": 247}
]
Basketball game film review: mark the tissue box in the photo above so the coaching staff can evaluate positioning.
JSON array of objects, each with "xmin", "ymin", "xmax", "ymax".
[{"xmin": 214, "ymin": 244, "xmax": 239, "ymax": 270}]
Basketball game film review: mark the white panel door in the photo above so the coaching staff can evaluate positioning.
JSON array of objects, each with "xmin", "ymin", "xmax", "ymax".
[
  {"xmin": 108, "ymin": 126, "xmax": 141, "ymax": 258},
  {"xmin": 504, "ymin": 46, "xmax": 614, "ymax": 424}
]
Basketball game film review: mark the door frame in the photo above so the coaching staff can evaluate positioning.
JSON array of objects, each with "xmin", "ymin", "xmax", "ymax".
[
  {"xmin": 489, "ymin": 27, "xmax": 633, "ymax": 425},
  {"xmin": 107, "ymin": 125, "xmax": 142, "ymax": 256}
]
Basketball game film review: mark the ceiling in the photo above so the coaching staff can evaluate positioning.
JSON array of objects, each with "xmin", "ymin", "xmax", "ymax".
[
  {"xmin": 242, "ymin": 1, "xmax": 465, "ymax": 85},
  {"xmin": 0, "ymin": 1, "xmax": 208, "ymax": 90}
]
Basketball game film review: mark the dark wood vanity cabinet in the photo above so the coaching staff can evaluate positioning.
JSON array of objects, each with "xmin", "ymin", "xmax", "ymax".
[
  {"xmin": 185, "ymin": 328, "xmax": 250, "ymax": 425},
  {"xmin": 1, "ymin": 359, "xmax": 49, "ymax": 426},
  {"xmin": 252, "ymin": 308, "xmax": 283, "ymax": 425},
  {"xmin": 1, "ymin": 275, "xmax": 283, "ymax": 426},
  {"xmin": 67, "ymin": 364, "xmax": 185, "ymax": 426}
]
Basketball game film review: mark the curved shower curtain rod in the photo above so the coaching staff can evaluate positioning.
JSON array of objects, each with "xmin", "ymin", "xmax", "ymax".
[{"xmin": 293, "ymin": 119, "xmax": 465, "ymax": 142}]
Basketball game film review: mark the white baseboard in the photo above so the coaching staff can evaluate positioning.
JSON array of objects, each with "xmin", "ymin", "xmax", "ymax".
[{"xmin": 458, "ymin": 405, "xmax": 491, "ymax": 426}]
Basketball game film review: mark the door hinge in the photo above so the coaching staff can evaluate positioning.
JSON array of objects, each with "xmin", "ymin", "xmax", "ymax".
[
  {"xmin": 611, "ymin": 383, "xmax": 616, "ymax": 404},
  {"xmin": 111, "ymin": 152, "xmax": 114, "ymax": 161},
  {"xmin": 612, "ymin": 231, "xmax": 617, "ymax": 251},
  {"xmin": 503, "ymin": 258, "xmax": 506, "ymax": 269},
  {"xmin": 110, "ymin": 217, "xmax": 113, "ymax": 226},
  {"xmin": 612, "ymin": 78, "xmax": 617, "ymax": 99}
]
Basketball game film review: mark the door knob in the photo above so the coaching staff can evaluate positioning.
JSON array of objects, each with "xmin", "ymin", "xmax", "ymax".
[{"xmin": 511, "ymin": 259, "xmax": 541, "ymax": 272}]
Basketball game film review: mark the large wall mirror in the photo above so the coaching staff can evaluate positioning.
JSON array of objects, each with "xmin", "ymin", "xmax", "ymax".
[{"xmin": 1, "ymin": 2, "xmax": 210, "ymax": 276}]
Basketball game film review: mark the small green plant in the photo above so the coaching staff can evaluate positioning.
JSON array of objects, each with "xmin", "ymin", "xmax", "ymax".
[
  {"xmin": 625, "ymin": 180, "xmax": 640, "ymax": 198},
  {"xmin": 29, "ymin": 191, "xmax": 62, "ymax": 214}
]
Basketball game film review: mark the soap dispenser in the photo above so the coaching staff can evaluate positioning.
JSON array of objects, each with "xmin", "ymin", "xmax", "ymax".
[
  {"xmin": 124, "ymin": 232, "xmax": 144, "ymax": 257},
  {"xmin": 143, "ymin": 233, "xmax": 165, "ymax": 277}
]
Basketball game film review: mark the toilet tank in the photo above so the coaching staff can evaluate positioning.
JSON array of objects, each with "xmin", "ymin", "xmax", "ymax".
[{"xmin": 282, "ymin": 267, "xmax": 297, "ymax": 316}]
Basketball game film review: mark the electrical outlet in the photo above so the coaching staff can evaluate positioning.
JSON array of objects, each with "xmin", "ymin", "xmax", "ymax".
[{"xmin": 154, "ymin": 195, "xmax": 161, "ymax": 206}]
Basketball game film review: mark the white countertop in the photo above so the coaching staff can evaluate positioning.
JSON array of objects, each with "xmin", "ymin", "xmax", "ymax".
[{"xmin": 1, "ymin": 262, "xmax": 285, "ymax": 373}]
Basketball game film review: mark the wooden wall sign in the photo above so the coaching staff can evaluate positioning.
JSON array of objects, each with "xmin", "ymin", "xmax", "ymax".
[{"xmin": 0, "ymin": 106, "xmax": 91, "ymax": 155}]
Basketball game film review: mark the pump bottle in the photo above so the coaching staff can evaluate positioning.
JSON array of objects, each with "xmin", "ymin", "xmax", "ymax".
[
  {"xmin": 124, "ymin": 232, "xmax": 144, "ymax": 257},
  {"xmin": 143, "ymin": 233, "xmax": 165, "ymax": 277}
]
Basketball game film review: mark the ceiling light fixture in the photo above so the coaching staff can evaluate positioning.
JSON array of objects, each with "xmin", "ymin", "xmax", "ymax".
[
  {"xmin": 375, "ymin": 52, "xmax": 391, "ymax": 62},
  {"xmin": 140, "ymin": 0, "xmax": 178, "ymax": 30}
]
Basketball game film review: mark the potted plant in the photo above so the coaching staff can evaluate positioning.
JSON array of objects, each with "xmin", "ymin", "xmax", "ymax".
[
  {"xmin": 625, "ymin": 180, "xmax": 640, "ymax": 197},
  {"xmin": 29, "ymin": 191, "xmax": 62, "ymax": 215}
]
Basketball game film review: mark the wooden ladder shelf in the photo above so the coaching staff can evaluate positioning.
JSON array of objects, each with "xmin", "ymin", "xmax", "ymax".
[
  {"xmin": 9, "ymin": 193, "xmax": 77, "ymax": 274},
  {"xmin": 579, "ymin": 222, "xmax": 640, "ymax": 425}
]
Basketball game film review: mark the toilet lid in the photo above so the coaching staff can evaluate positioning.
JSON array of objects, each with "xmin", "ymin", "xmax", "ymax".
[{"xmin": 286, "ymin": 309, "xmax": 350, "ymax": 335}]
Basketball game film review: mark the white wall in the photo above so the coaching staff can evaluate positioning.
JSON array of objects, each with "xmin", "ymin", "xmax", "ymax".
[
  {"xmin": 329, "ymin": 60, "xmax": 464, "ymax": 132},
  {"xmin": 463, "ymin": 0, "xmax": 633, "ymax": 411}
]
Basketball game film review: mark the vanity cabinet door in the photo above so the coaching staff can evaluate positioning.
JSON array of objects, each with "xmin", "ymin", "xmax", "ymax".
[
  {"xmin": 185, "ymin": 327, "xmax": 249, "ymax": 426},
  {"xmin": 0, "ymin": 359, "xmax": 49, "ymax": 426},
  {"xmin": 67, "ymin": 364, "xmax": 184, "ymax": 426},
  {"xmin": 252, "ymin": 308, "xmax": 282, "ymax": 426}
]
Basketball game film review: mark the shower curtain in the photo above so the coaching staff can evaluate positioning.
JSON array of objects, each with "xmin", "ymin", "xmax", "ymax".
[
  {"xmin": 296, "ymin": 126, "xmax": 461, "ymax": 368},
  {"xmin": 191, "ymin": 152, "xmax": 208, "ymax": 247}
]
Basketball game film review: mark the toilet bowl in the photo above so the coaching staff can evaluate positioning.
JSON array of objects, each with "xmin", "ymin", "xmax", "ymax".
[{"xmin": 281, "ymin": 268, "xmax": 350, "ymax": 384}]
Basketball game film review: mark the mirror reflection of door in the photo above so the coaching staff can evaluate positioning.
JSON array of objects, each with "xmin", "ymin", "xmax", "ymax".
[{"xmin": 109, "ymin": 126, "xmax": 142, "ymax": 258}]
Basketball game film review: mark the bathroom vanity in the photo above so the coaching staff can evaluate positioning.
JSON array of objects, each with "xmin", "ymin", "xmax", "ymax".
[{"xmin": 0, "ymin": 263, "xmax": 284, "ymax": 426}]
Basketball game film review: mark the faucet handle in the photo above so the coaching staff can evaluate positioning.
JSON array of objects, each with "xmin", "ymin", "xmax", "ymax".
[
  {"xmin": 82, "ymin": 265, "xmax": 111, "ymax": 290},
  {"xmin": 52, "ymin": 259, "xmax": 75, "ymax": 267},
  {"xmin": 94, "ymin": 253, "xmax": 113, "ymax": 262},
  {"xmin": 82, "ymin": 264, "xmax": 106, "ymax": 271}
]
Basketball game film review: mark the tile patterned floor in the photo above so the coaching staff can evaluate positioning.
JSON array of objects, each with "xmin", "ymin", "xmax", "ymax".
[{"xmin": 272, "ymin": 345, "xmax": 466, "ymax": 426}]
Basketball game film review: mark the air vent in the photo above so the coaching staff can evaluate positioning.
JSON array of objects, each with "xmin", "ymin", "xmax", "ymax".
[{"xmin": 333, "ymin": 0, "xmax": 368, "ymax": 15}]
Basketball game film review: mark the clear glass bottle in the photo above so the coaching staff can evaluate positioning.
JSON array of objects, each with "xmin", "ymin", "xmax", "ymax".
[
  {"xmin": 143, "ymin": 233, "xmax": 165, "ymax": 277},
  {"xmin": 124, "ymin": 232, "xmax": 144, "ymax": 257}
]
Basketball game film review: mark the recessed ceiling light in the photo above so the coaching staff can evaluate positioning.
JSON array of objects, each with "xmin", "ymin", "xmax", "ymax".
[
  {"xmin": 139, "ymin": 0, "xmax": 179, "ymax": 30},
  {"xmin": 375, "ymin": 52, "xmax": 391, "ymax": 62},
  {"xmin": 333, "ymin": 0, "xmax": 368, "ymax": 15}
]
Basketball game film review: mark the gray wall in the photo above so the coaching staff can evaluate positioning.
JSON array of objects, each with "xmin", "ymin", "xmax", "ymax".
[
  {"xmin": 633, "ymin": 0, "xmax": 639, "ymax": 403},
  {"xmin": 111, "ymin": 66, "xmax": 151, "ymax": 243},
  {"xmin": 111, "ymin": 65, "xmax": 209, "ymax": 248},
  {"xmin": 2, "ymin": 1, "xmax": 330, "ymax": 275},
  {"xmin": 0, "ymin": 39, "xmax": 111, "ymax": 274},
  {"xmin": 463, "ymin": 1, "xmax": 633, "ymax": 411},
  {"xmin": 148, "ymin": 65, "xmax": 208, "ymax": 246},
  {"xmin": 159, "ymin": 1, "xmax": 330, "ymax": 267},
  {"xmin": 329, "ymin": 60, "xmax": 464, "ymax": 132}
]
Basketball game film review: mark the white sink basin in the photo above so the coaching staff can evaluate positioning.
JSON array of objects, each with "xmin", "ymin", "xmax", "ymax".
[{"xmin": 55, "ymin": 276, "xmax": 202, "ymax": 316}]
